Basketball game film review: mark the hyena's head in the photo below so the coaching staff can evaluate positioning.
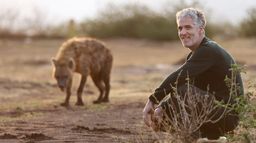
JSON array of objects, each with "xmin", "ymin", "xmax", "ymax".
[{"xmin": 52, "ymin": 58, "xmax": 75, "ymax": 91}]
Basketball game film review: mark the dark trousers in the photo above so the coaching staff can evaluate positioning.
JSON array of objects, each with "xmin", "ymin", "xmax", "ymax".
[{"xmin": 160, "ymin": 84, "xmax": 239, "ymax": 139}]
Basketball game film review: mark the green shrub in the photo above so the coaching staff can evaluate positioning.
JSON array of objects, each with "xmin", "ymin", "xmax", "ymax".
[
  {"xmin": 79, "ymin": 3, "xmax": 222, "ymax": 41},
  {"xmin": 80, "ymin": 4, "xmax": 179, "ymax": 41}
]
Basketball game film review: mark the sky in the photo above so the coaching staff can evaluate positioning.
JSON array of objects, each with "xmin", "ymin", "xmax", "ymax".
[{"xmin": 0, "ymin": 0, "xmax": 256, "ymax": 25}]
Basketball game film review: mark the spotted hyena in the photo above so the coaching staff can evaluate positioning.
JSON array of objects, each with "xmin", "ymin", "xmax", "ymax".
[{"xmin": 52, "ymin": 37, "xmax": 113, "ymax": 106}]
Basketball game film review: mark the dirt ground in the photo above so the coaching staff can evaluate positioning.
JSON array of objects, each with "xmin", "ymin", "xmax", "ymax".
[{"xmin": 0, "ymin": 38, "xmax": 255, "ymax": 143}]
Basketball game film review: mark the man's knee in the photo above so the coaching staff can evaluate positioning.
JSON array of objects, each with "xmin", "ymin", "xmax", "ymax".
[
  {"xmin": 200, "ymin": 111, "xmax": 239, "ymax": 139},
  {"xmin": 177, "ymin": 84, "xmax": 210, "ymax": 97}
]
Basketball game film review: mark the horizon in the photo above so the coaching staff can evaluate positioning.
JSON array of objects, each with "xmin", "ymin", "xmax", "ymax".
[{"xmin": 0, "ymin": 0, "xmax": 255, "ymax": 26}]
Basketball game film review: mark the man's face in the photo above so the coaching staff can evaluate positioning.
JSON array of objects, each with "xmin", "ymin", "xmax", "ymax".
[{"xmin": 177, "ymin": 16, "xmax": 203, "ymax": 51}]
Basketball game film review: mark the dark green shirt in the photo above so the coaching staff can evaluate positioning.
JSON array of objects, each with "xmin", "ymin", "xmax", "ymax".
[{"xmin": 149, "ymin": 37, "xmax": 244, "ymax": 104}]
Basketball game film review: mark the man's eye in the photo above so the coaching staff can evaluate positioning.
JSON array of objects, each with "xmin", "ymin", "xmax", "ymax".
[{"xmin": 185, "ymin": 26, "xmax": 192, "ymax": 30}]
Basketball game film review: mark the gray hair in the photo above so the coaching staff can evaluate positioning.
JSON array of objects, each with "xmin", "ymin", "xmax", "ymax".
[{"xmin": 176, "ymin": 8, "xmax": 206, "ymax": 28}]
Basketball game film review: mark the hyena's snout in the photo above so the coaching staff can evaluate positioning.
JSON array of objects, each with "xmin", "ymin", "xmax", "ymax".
[
  {"xmin": 57, "ymin": 78, "xmax": 67, "ymax": 91},
  {"xmin": 58, "ymin": 84, "xmax": 65, "ymax": 91}
]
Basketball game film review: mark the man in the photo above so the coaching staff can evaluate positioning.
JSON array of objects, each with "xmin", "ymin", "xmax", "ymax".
[{"xmin": 143, "ymin": 8, "xmax": 244, "ymax": 140}]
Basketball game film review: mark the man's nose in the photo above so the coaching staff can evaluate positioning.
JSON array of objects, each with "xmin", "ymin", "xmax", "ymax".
[{"xmin": 179, "ymin": 29, "xmax": 186, "ymax": 36}]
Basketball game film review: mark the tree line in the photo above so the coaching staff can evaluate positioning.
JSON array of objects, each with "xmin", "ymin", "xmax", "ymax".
[{"xmin": 0, "ymin": 2, "xmax": 255, "ymax": 40}]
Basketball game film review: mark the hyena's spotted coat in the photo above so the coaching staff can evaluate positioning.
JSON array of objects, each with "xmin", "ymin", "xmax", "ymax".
[{"xmin": 52, "ymin": 37, "xmax": 113, "ymax": 106}]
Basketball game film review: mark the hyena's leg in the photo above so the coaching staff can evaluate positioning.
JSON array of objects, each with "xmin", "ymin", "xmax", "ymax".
[
  {"xmin": 101, "ymin": 74, "xmax": 110, "ymax": 102},
  {"xmin": 91, "ymin": 75, "xmax": 105, "ymax": 104},
  {"xmin": 76, "ymin": 75, "xmax": 87, "ymax": 106},
  {"xmin": 61, "ymin": 79, "xmax": 72, "ymax": 107},
  {"xmin": 101, "ymin": 60, "xmax": 112, "ymax": 102}
]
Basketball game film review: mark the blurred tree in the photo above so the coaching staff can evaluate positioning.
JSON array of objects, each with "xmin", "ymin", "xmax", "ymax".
[
  {"xmin": 80, "ymin": 1, "xmax": 219, "ymax": 41},
  {"xmin": 239, "ymin": 8, "xmax": 256, "ymax": 37},
  {"xmin": 67, "ymin": 19, "xmax": 77, "ymax": 38},
  {"xmin": 23, "ymin": 7, "xmax": 50, "ymax": 38},
  {"xmin": 0, "ymin": 8, "xmax": 19, "ymax": 38},
  {"xmin": 80, "ymin": 4, "xmax": 179, "ymax": 41}
]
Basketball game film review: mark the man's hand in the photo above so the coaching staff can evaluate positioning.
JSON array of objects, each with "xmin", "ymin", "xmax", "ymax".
[
  {"xmin": 151, "ymin": 106, "xmax": 164, "ymax": 131},
  {"xmin": 143, "ymin": 99, "xmax": 155, "ymax": 127}
]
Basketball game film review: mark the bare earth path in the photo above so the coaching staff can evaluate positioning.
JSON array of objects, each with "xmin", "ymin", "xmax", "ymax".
[{"xmin": 0, "ymin": 38, "xmax": 255, "ymax": 143}]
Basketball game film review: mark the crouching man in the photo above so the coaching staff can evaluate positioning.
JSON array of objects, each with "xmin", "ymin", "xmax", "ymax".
[{"xmin": 143, "ymin": 8, "xmax": 244, "ymax": 141}]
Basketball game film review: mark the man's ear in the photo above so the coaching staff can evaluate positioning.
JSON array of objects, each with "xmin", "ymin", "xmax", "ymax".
[
  {"xmin": 68, "ymin": 58, "xmax": 75, "ymax": 69},
  {"xmin": 200, "ymin": 27, "xmax": 205, "ymax": 35},
  {"xmin": 52, "ymin": 58, "xmax": 57, "ymax": 66}
]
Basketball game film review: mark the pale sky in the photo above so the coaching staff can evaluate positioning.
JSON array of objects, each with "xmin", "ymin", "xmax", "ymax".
[{"xmin": 0, "ymin": 0, "xmax": 256, "ymax": 25}]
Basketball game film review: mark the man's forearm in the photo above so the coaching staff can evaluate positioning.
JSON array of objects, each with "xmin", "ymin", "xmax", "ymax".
[{"xmin": 149, "ymin": 87, "xmax": 173, "ymax": 104}]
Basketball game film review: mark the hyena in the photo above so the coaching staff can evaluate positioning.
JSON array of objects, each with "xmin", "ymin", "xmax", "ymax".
[{"xmin": 52, "ymin": 37, "xmax": 113, "ymax": 106}]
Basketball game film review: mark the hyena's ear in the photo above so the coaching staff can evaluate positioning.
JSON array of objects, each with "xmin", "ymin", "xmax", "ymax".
[
  {"xmin": 51, "ymin": 58, "xmax": 57, "ymax": 66},
  {"xmin": 68, "ymin": 58, "xmax": 75, "ymax": 69}
]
